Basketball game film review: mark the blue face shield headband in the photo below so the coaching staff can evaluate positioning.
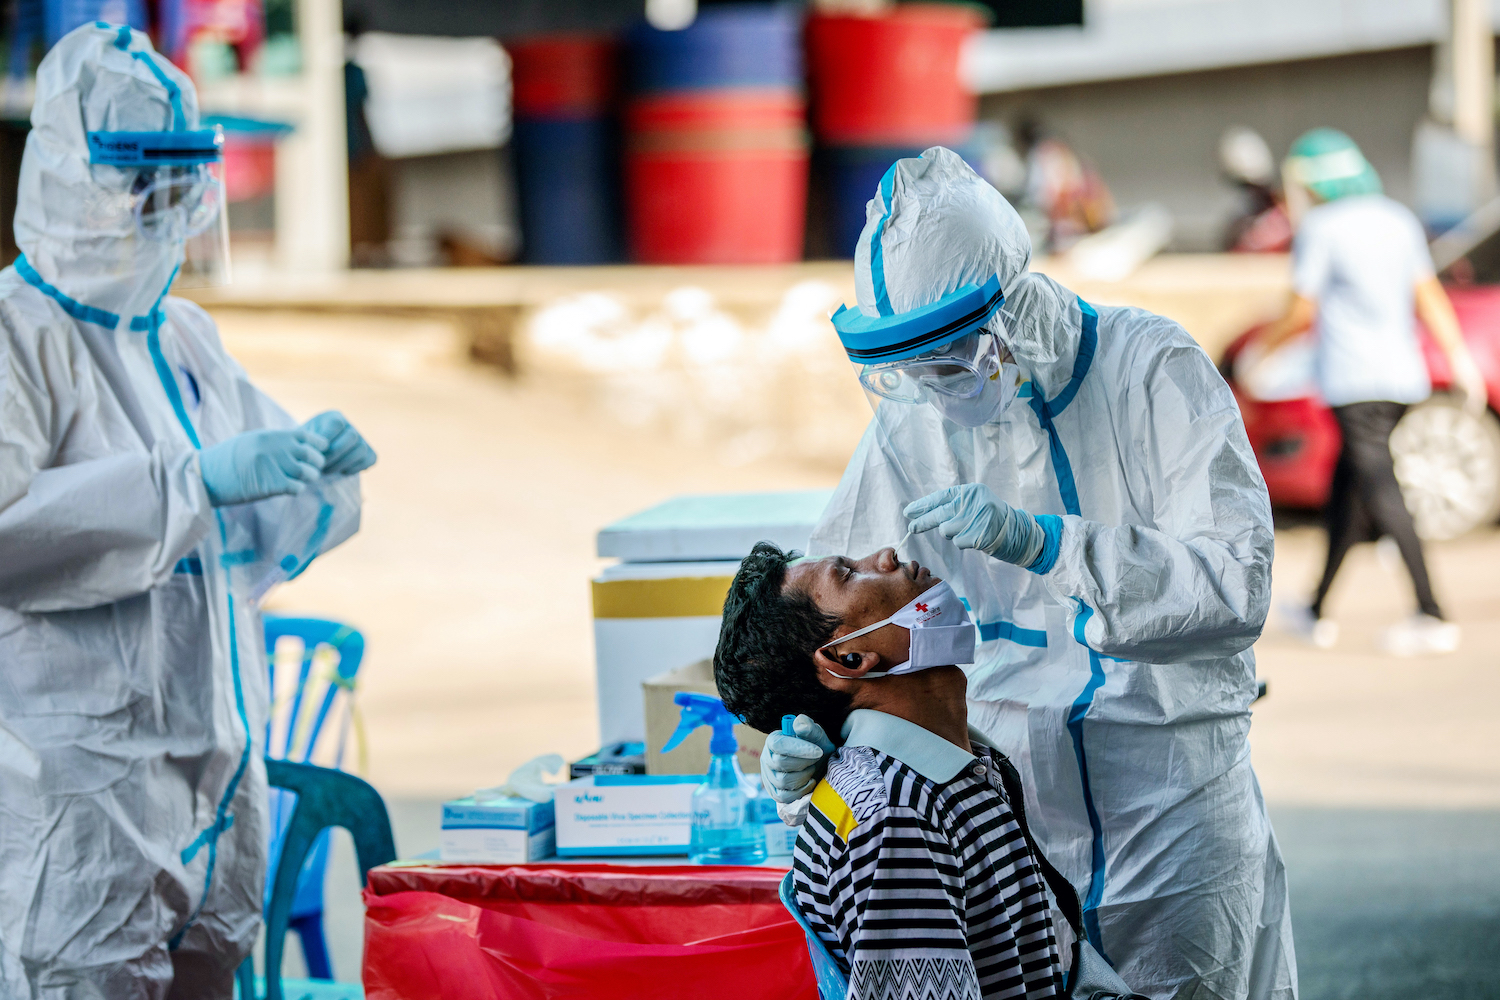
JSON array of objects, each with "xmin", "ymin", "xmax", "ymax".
[
  {"xmin": 86, "ymin": 128, "xmax": 224, "ymax": 167},
  {"xmin": 831, "ymin": 273, "xmax": 1007, "ymax": 404}
]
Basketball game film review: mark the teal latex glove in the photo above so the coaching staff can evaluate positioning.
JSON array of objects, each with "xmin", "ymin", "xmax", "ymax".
[
  {"xmin": 302, "ymin": 411, "xmax": 377, "ymax": 477},
  {"xmin": 199, "ymin": 427, "xmax": 327, "ymax": 507},
  {"xmin": 761, "ymin": 714, "xmax": 836, "ymax": 805},
  {"xmin": 904, "ymin": 483, "xmax": 1045, "ymax": 566}
]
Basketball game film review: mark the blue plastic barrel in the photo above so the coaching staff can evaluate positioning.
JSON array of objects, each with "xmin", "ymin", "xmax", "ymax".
[
  {"xmin": 46, "ymin": 0, "xmax": 148, "ymax": 48},
  {"xmin": 822, "ymin": 140, "xmax": 978, "ymax": 257},
  {"xmin": 630, "ymin": 5, "xmax": 803, "ymax": 93},
  {"xmin": 512, "ymin": 117, "xmax": 624, "ymax": 265}
]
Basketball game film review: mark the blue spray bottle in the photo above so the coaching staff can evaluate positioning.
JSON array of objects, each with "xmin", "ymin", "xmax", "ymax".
[{"xmin": 661, "ymin": 692, "xmax": 767, "ymax": 865}]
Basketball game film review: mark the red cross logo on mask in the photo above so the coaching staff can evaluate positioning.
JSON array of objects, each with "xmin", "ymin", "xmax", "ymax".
[{"xmin": 915, "ymin": 603, "xmax": 929, "ymax": 613}]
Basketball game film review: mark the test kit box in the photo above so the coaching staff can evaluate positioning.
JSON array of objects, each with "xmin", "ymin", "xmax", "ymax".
[
  {"xmin": 440, "ymin": 795, "xmax": 556, "ymax": 864},
  {"xmin": 553, "ymin": 775, "xmax": 701, "ymax": 856}
]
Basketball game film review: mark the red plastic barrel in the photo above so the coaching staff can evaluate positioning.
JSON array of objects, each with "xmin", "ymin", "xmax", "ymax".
[
  {"xmin": 806, "ymin": 6, "xmax": 984, "ymax": 145},
  {"xmin": 625, "ymin": 91, "xmax": 809, "ymax": 264},
  {"xmin": 508, "ymin": 35, "xmax": 619, "ymax": 119}
]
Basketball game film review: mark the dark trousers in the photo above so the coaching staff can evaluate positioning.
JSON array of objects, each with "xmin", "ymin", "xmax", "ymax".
[{"xmin": 1311, "ymin": 401, "xmax": 1443, "ymax": 619}]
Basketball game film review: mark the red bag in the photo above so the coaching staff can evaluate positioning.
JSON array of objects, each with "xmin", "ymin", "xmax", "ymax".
[{"xmin": 363, "ymin": 864, "xmax": 819, "ymax": 1000}]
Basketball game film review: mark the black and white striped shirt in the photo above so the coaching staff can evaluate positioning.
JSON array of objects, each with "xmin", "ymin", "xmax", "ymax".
[{"xmin": 792, "ymin": 710, "xmax": 1064, "ymax": 1000}]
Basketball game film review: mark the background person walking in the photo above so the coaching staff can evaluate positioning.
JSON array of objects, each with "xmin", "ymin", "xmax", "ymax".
[{"xmin": 1250, "ymin": 128, "xmax": 1488, "ymax": 655}]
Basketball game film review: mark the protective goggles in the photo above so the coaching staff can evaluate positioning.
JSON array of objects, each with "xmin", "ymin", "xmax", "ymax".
[
  {"xmin": 831, "ymin": 273, "xmax": 1006, "ymax": 403},
  {"xmin": 856, "ymin": 330, "xmax": 1003, "ymax": 404},
  {"xmin": 88, "ymin": 127, "xmax": 230, "ymax": 287}
]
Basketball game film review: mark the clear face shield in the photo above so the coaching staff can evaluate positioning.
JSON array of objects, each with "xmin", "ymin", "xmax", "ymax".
[
  {"xmin": 833, "ymin": 273, "xmax": 1018, "ymax": 428},
  {"xmin": 87, "ymin": 126, "xmax": 231, "ymax": 287},
  {"xmin": 824, "ymin": 273, "xmax": 1024, "ymax": 570}
]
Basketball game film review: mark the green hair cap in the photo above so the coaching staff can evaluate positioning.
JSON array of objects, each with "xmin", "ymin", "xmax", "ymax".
[{"xmin": 1284, "ymin": 127, "xmax": 1382, "ymax": 202}]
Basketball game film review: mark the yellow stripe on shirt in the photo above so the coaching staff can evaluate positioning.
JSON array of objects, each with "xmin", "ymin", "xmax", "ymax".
[{"xmin": 810, "ymin": 779, "xmax": 858, "ymax": 842}]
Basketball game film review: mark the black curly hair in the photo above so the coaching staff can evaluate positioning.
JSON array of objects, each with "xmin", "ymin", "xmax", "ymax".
[{"xmin": 713, "ymin": 541, "xmax": 853, "ymax": 738}]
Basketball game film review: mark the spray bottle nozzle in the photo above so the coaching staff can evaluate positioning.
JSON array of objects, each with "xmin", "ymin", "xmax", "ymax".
[{"xmin": 661, "ymin": 692, "xmax": 741, "ymax": 757}]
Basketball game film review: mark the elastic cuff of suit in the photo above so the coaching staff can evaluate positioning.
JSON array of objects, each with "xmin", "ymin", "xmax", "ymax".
[{"xmin": 1027, "ymin": 515, "xmax": 1063, "ymax": 575}]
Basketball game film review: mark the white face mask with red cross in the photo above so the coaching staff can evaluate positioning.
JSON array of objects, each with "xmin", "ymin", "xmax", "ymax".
[{"xmin": 819, "ymin": 580, "xmax": 976, "ymax": 679}]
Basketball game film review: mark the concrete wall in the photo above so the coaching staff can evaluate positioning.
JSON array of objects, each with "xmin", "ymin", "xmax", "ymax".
[{"xmin": 981, "ymin": 46, "xmax": 1435, "ymax": 251}]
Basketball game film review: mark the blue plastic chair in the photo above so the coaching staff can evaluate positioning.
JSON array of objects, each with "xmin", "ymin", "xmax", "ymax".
[
  {"xmin": 779, "ymin": 870, "xmax": 848, "ymax": 1000},
  {"xmin": 262, "ymin": 617, "xmax": 366, "ymax": 980},
  {"xmin": 236, "ymin": 759, "xmax": 397, "ymax": 1000}
]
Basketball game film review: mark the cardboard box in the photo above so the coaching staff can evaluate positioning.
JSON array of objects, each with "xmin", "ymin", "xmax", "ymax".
[
  {"xmin": 440, "ymin": 795, "xmax": 556, "ymax": 864},
  {"xmin": 643, "ymin": 658, "xmax": 767, "ymax": 776},
  {"xmin": 553, "ymin": 775, "xmax": 700, "ymax": 856}
]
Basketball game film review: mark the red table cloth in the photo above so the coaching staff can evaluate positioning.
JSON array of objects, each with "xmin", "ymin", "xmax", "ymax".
[{"xmin": 362, "ymin": 863, "xmax": 819, "ymax": 1000}]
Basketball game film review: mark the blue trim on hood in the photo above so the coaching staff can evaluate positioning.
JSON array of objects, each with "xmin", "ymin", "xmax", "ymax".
[
  {"xmin": 14, "ymin": 254, "xmax": 122, "ymax": 329},
  {"xmin": 868, "ymin": 162, "xmax": 898, "ymax": 317}
]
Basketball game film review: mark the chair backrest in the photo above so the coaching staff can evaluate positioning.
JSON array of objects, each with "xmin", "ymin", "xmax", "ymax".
[
  {"xmin": 778, "ymin": 870, "xmax": 848, "ymax": 1000},
  {"xmin": 263, "ymin": 616, "xmax": 365, "ymax": 769},
  {"xmin": 259, "ymin": 759, "xmax": 398, "ymax": 1000},
  {"xmin": 262, "ymin": 617, "xmax": 366, "ymax": 919}
]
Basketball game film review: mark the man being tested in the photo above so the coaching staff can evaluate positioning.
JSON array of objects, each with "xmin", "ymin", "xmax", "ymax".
[{"xmin": 715, "ymin": 542, "xmax": 1080, "ymax": 1000}]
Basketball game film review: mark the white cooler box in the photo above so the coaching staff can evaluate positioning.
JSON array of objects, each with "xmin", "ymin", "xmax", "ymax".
[{"xmin": 591, "ymin": 490, "xmax": 833, "ymax": 747}]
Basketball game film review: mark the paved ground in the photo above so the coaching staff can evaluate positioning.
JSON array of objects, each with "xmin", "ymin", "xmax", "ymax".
[{"xmin": 223, "ymin": 311, "xmax": 1500, "ymax": 997}]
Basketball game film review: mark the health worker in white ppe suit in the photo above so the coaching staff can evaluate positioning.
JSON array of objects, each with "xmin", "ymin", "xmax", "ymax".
[
  {"xmin": 0, "ymin": 23, "xmax": 374, "ymax": 999},
  {"xmin": 764, "ymin": 148, "xmax": 1294, "ymax": 1000}
]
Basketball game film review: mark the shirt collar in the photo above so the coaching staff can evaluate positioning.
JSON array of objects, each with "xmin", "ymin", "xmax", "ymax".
[{"xmin": 840, "ymin": 709, "xmax": 986, "ymax": 783}]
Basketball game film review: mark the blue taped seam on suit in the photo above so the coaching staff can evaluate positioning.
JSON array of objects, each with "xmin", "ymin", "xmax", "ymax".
[
  {"xmin": 1024, "ymin": 392, "xmax": 1079, "ymax": 515},
  {"xmin": 1048, "ymin": 299, "xmax": 1098, "ymax": 415},
  {"xmin": 14, "ymin": 254, "xmax": 122, "ymax": 329},
  {"xmin": 99, "ymin": 27, "xmax": 186, "ymax": 132},
  {"xmin": 284, "ymin": 502, "xmax": 335, "ymax": 582},
  {"xmin": 868, "ymin": 164, "xmax": 898, "ymax": 316},
  {"xmin": 140, "ymin": 297, "xmax": 253, "ymax": 949},
  {"xmin": 173, "ymin": 556, "xmax": 203, "ymax": 575},
  {"xmin": 1022, "ymin": 297, "xmax": 1097, "ymax": 518},
  {"xmin": 1023, "ymin": 299, "xmax": 1108, "ymax": 956},
  {"xmin": 1067, "ymin": 600, "xmax": 1110, "ymax": 955},
  {"xmin": 146, "ymin": 325, "xmax": 199, "ymax": 449},
  {"xmin": 976, "ymin": 619, "xmax": 1048, "ymax": 647},
  {"xmin": 129, "ymin": 49, "xmax": 186, "ymax": 131}
]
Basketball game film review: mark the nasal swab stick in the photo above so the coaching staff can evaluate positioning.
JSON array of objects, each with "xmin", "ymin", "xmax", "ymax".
[{"xmin": 893, "ymin": 526, "xmax": 914, "ymax": 555}]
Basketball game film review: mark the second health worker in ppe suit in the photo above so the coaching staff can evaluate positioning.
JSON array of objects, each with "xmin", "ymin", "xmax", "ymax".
[
  {"xmin": 766, "ymin": 148, "xmax": 1293, "ymax": 1000},
  {"xmin": 0, "ymin": 23, "xmax": 374, "ymax": 998}
]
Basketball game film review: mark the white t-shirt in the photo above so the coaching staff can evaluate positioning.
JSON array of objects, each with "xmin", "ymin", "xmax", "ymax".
[{"xmin": 1292, "ymin": 194, "xmax": 1435, "ymax": 407}]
